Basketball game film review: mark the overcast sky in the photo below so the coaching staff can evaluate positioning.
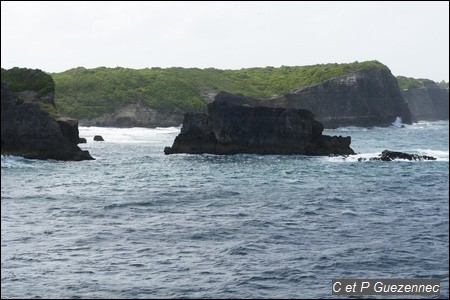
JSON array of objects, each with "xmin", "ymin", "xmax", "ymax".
[{"xmin": 1, "ymin": 1, "xmax": 449, "ymax": 81}]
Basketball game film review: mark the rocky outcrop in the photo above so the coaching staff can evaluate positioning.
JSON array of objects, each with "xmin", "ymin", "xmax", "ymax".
[
  {"xmin": 57, "ymin": 117, "xmax": 80, "ymax": 144},
  {"xmin": 358, "ymin": 150, "xmax": 436, "ymax": 161},
  {"xmin": 164, "ymin": 93, "xmax": 355, "ymax": 156},
  {"xmin": 15, "ymin": 90, "xmax": 56, "ymax": 108},
  {"xmin": 1, "ymin": 76, "xmax": 93, "ymax": 161},
  {"xmin": 264, "ymin": 68, "xmax": 413, "ymax": 128},
  {"xmin": 402, "ymin": 81, "xmax": 449, "ymax": 120},
  {"xmin": 79, "ymin": 103, "xmax": 183, "ymax": 127}
]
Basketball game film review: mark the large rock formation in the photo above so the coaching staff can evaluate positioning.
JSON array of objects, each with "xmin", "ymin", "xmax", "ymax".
[
  {"xmin": 402, "ymin": 81, "xmax": 449, "ymax": 121},
  {"xmin": 79, "ymin": 103, "xmax": 183, "ymax": 127},
  {"xmin": 164, "ymin": 93, "xmax": 355, "ymax": 156},
  {"xmin": 1, "ymin": 69, "xmax": 93, "ymax": 161},
  {"xmin": 264, "ymin": 68, "xmax": 413, "ymax": 128}
]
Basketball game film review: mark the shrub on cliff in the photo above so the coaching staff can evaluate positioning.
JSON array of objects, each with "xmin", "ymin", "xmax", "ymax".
[
  {"xmin": 1, "ymin": 67, "xmax": 55, "ymax": 98},
  {"xmin": 1, "ymin": 67, "xmax": 58, "ymax": 118},
  {"xmin": 396, "ymin": 75, "xmax": 445, "ymax": 91}
]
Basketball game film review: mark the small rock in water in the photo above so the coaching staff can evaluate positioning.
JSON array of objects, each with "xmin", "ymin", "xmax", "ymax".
[{"xmin": 94, "ymin": 135, "xmax": 104, "ymax": 141}]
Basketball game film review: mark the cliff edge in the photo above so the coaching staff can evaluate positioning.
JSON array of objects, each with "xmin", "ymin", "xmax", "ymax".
[
  {"xmin": 265, "ymin": 68, "xmax": 413, "ymax": 128},
  {"xmin": 401, "ymin": 80, "xmax": 449, "ymax": 121}
]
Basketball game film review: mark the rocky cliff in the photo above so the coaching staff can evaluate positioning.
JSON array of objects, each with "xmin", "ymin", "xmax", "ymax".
[
  {"xmin": 402, "ymin": 81, "xmax": 449, "ymax": 121},
  {"xmin": 164, "ymin": 93, "xmax": 355, "ymax": 156},
  {"xmin": 79, "ymin": 103, "xmax": 183, "ymax": 127},
  {"xmin": 264, "ymin": 68, "xmax": 413, "ymax": 128},
  {"xmin": 1, "ymin": 69, "xmax": 93, "ymax": 161}
]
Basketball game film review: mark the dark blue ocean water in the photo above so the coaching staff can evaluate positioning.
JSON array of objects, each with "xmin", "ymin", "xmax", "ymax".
[{"xmin": 1, "ymin": 121, "xmax": 449, "ymax": 298}]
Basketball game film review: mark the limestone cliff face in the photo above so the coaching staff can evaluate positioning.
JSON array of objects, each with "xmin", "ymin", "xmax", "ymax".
[
  {"xmin": 79, "ymin": 103, "xmax": 183, "ymax": 127},
  {"xmin": 164, "ymin": 93, "xmax": 355, "ymax": 156},
  {"xmin": 265, "ymin": 68, "xmax": 413, "ymax": 128},
  {"xmin": 1, "ymin": 76, "xmax": 93, "ymax": 161},
  {"xmin": 402, "ymin": 82, "xmax": 449, "ymax": 121}
]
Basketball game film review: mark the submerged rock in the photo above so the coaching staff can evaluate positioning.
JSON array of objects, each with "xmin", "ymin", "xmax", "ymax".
[
  {"xmin": 358, "ymin": 150, "xmax": 436, "ymax": 161},
  {"xmin": 164, "ymin": 93, "xmax": 355, "ymax": 156}
]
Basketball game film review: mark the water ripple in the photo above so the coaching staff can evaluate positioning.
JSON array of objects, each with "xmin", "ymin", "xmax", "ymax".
[{"xmin": 1, "ymin": 122, "xmax": 448, "ymax": 299}]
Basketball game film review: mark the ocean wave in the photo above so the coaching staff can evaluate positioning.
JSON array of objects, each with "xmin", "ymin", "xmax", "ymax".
[
  {"xmin": 1, "ymin": 155, "xmax": 39, "ymax": 169},
  {"xmin": 325, "ymin": 152, "xmax": 379, "ymax": 163},
  {"xmin": 325, "ymin": 150, "xmax": 449, "ymax": 162},
  {"xmin": 417, "ymin": 149, "xmax": 449, "ymax": 160},
  {"xmin": 78, "ymin": 126, "xmax": 180, "ymax": 144},
  {"xmin": 409, "ymin": 120, "xmax": 450, "ymax": 129}
]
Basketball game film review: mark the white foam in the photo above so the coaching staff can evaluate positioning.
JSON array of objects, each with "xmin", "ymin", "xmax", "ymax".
[
  {"xmin": 391, "ymin": 116, "xmax": 404, "ymax": 128},
  {"xmin": 325, "ymin": 152, "xmax": 380, "ymax": 163},
  {"xmin": 78, "ymin": 126, "xmax": 180, "ymax": 144},
  {"xmin": 1, "ymin": 154, "xmax": 38, "ymax": 169},
  {"xmin": 341, "ymin": 209, "xmax": 358, "ymax": 215},
  {"xmin": 325, "ymin": 150, "xmax": 449, "ymax": 162},
  {"xmin": 417, "ymin": 149, "xmax": 449, "ymax": 161},
  {"xmin": 1, "ymin": 154, "xmax": 26, "ymax": 162}
]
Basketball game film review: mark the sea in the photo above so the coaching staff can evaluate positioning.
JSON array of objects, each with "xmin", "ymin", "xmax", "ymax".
[{"xmin": 1, "ymin": 120, "xmax": 449, "ymax": 299}]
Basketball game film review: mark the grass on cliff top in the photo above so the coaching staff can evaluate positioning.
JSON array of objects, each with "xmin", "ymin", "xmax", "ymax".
[
  {"xmin": 396, "ymin": 76, "xmax": 449, "ymax": 90},
  {"xmin": 38, "ymin": 102, "xmax": 60, "ymax": 119},
  {"xmin": 51, "ymin": 60, "xmax": 389, "ymax": 120},
  {"xmin": 1, "ymin": 67, "xmax": 55, "ymax": 98}
]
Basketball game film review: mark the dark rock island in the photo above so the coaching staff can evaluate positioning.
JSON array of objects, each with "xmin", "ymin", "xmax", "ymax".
[
  {"xmin": 1, "ymin": 68, "xmax": 94, "ymax": 161},
  {"xmin": 93, "ymin": 135, "xmax": 104, "ymax": 141},
  {"xmin": 164, "ymin": 92, "xmax": 355, "ymax": 156}
]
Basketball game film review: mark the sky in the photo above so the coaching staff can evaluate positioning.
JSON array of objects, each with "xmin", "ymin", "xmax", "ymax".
[{"xmin": 1, "ymin": 1, "xmax": 449, "ymax": 81}]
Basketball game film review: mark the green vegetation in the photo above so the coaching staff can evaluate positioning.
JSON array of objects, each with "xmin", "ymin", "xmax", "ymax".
[
  {"xmin": 1, "ymin": 67, "xmax": 55, "ymax": 98},
  {"xmin": 396, "ymin": 75, "xmax": 447, "ymax": 90},
  {"xmin": 437, "ymin": 80, "xmax": 449, "ymax": 89},
  {"xmin": 1, "ymin": 67, "xmax": 59, "ymax": 119},
  {"xmin": 51, "ymin": 60, "xmax": 389, "ymax": 120},
  {"xmin": 38, "ymin": 102, "xmax": 60, "ymax": 119}
]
